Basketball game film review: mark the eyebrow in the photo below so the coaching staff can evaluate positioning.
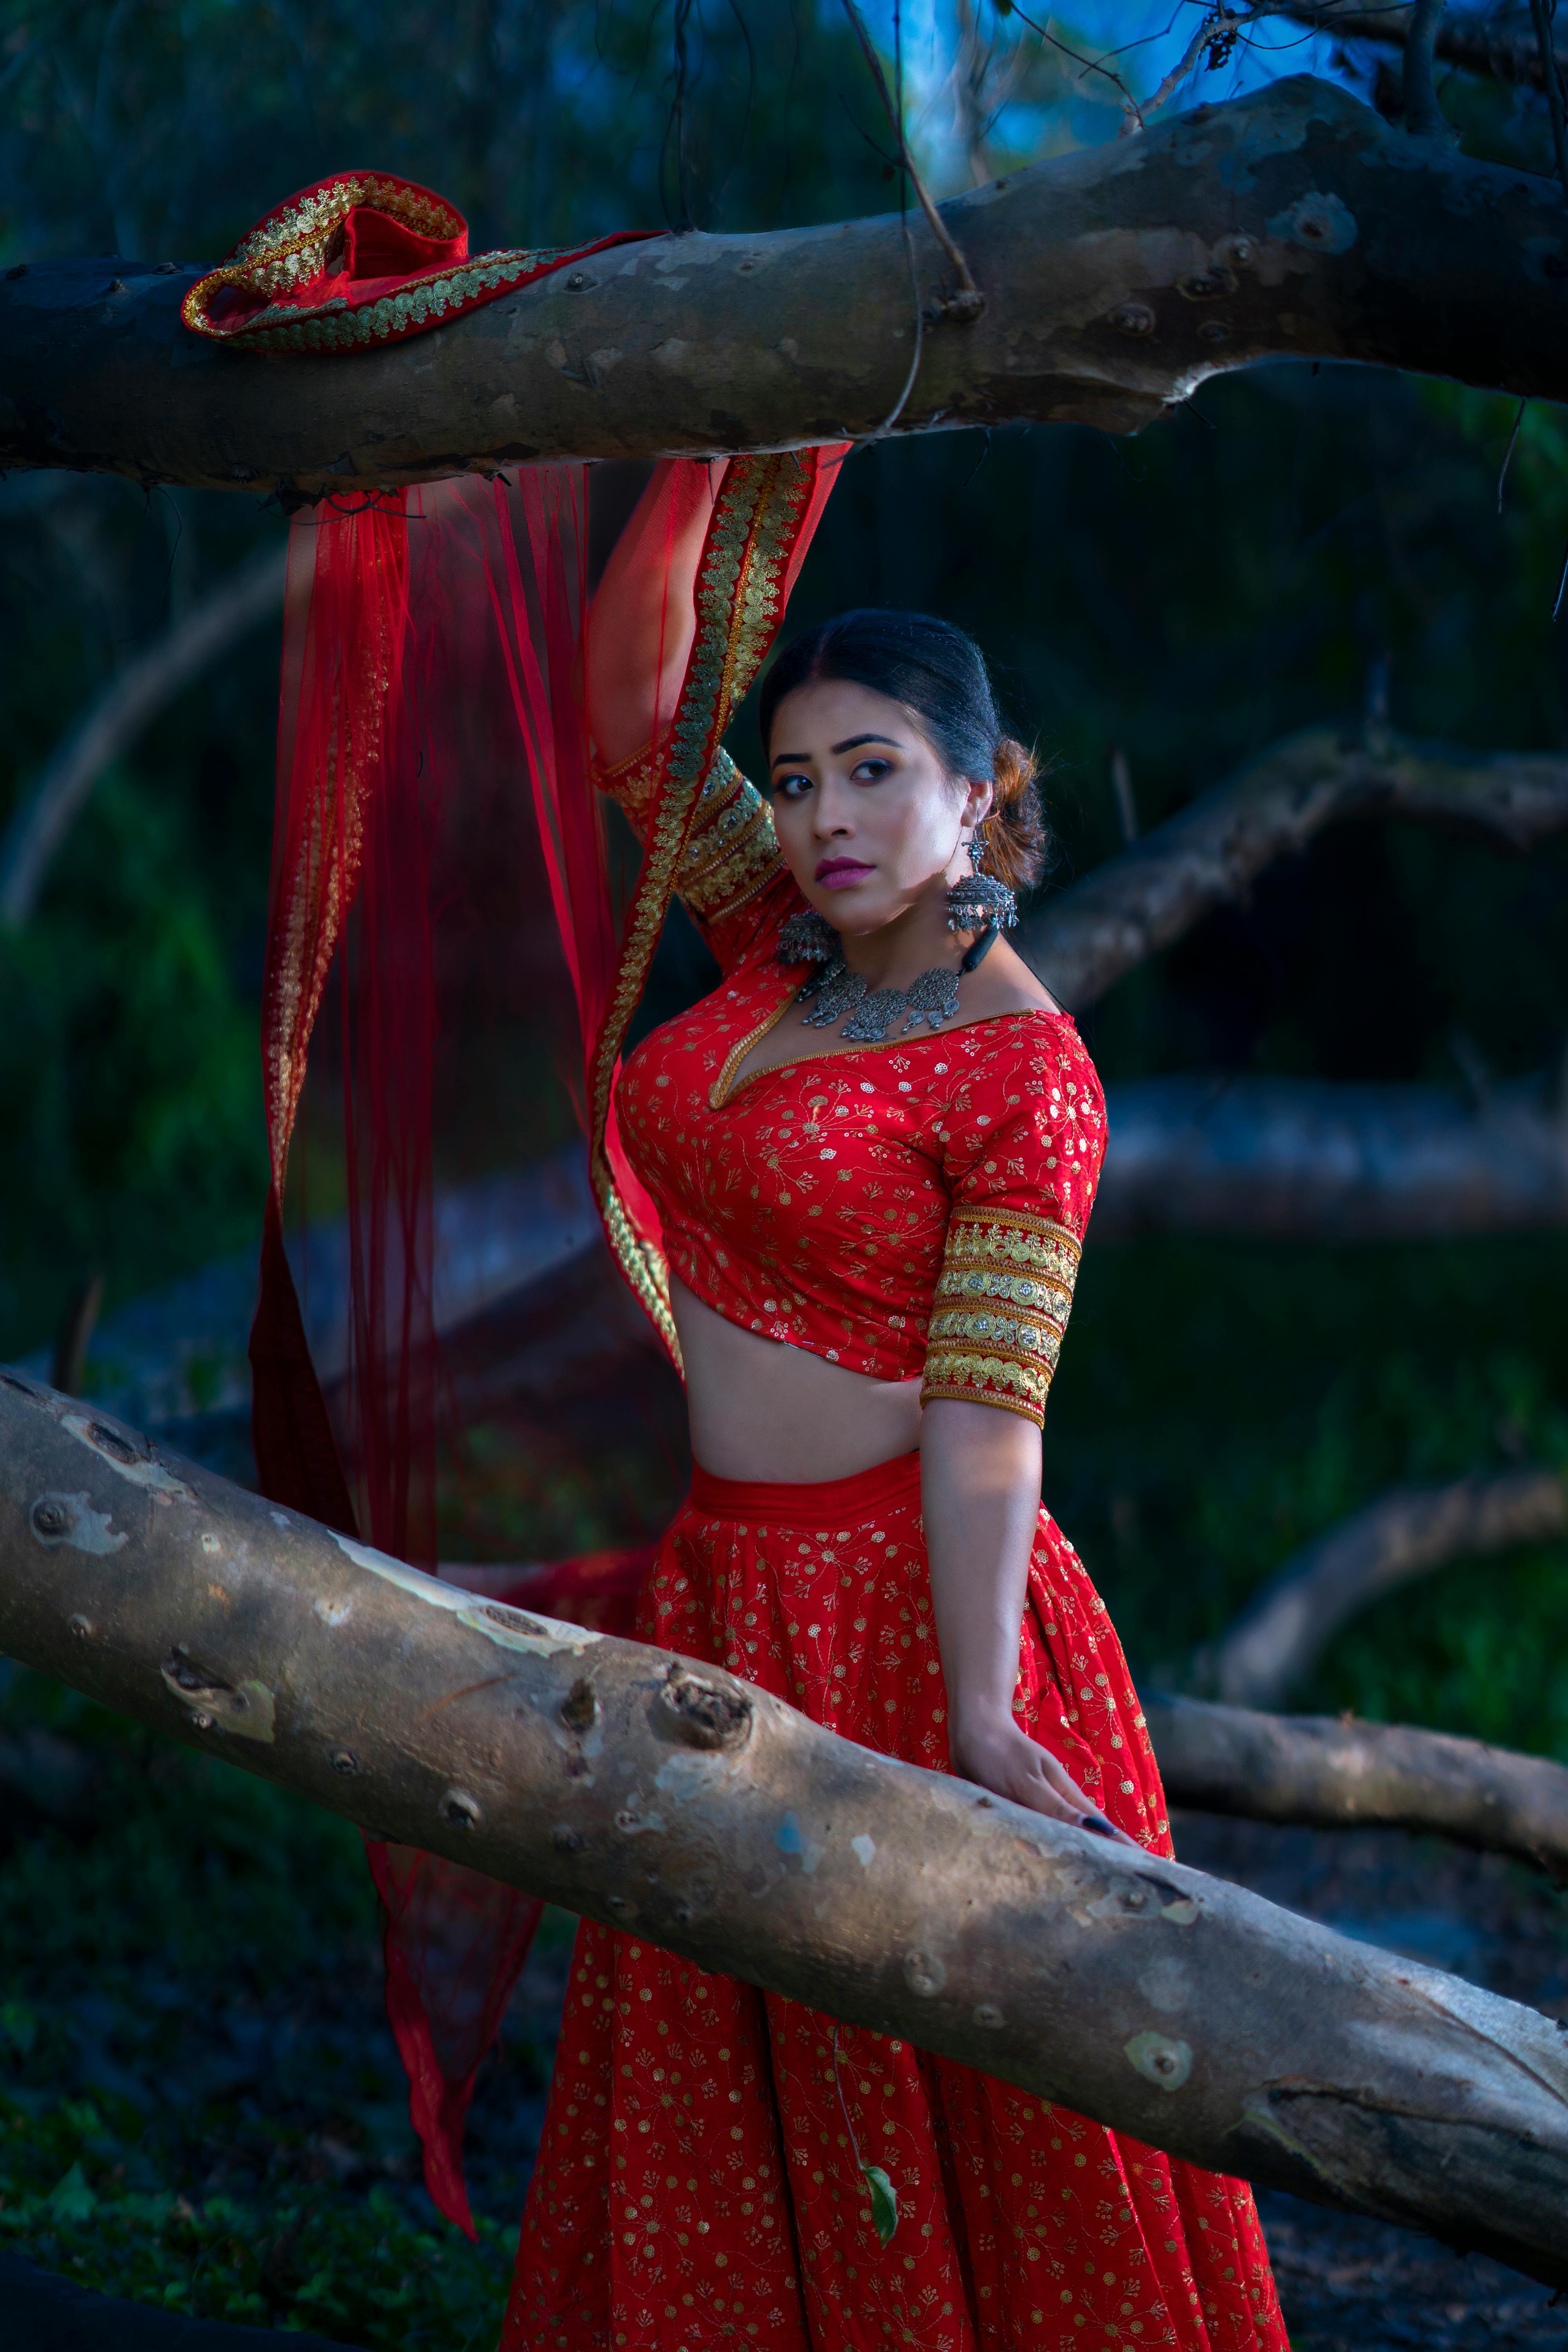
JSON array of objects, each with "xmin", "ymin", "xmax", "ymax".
[{"xmin": 769, "ymin": 733, "xmax": 904, "ymax": 766}]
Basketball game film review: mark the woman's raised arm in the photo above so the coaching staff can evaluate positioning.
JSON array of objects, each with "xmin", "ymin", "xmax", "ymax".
[{"xmin": 584, "ymin": 459, "xmax": 728, "ymax": 769}]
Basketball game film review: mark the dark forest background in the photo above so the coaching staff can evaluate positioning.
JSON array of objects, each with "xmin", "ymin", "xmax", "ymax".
[{"xmin": 2, "ymin": 2, "xmax": 1567, "ymax": 2340}]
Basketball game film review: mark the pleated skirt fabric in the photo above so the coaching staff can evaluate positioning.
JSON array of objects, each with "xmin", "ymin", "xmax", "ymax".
[{"xmin": 501, "ymin": 1452, "xmax": 1288, "ymax": 2352}]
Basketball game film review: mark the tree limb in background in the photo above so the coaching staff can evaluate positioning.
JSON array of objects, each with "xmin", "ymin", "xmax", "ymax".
[
  {"xmin": 1147, "ymin": 1694, "xmax": 1568, "ymax": 1880},
  {"xmin": 0, "ymin": 545, "xmax": 287, "ymax": 927},
  {"xmin": 1025, "ymin": 722, "xmax": 1568, "ymax": 1011},
  {"xmin": 2, "ymin": 1369, "xmax": 1567, "ymax": 2283},
  {"xmin": 11, "ymin": 81, "xmax": 1568, "ymax": 492},
  {"xmin": 1401, "ymin": 0, "xmax": 1449, "ymax": 135},
  {"xmin": 1203, "ymin": 1468, "xmax": 1568, "ymax": 1710},
  {"xmin": 1263, "ymin": 0, "xmax": 1565, "ymax": 92},
  {"xmin": 1092, "ymin": 1070, "xmax": 1568, "ymax": 1240}
]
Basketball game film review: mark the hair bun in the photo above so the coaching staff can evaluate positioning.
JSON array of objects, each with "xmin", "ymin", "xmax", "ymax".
[
  {"xmin": 982, "ymin": 735, "xmax": 1050, "ymax": 895},
  {"xmin": 992, "ymin": 736, "xmax": 1038, "ymax": 808}
]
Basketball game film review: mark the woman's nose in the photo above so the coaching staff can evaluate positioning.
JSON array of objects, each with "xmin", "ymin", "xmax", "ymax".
[{"xmin": 813, "ymin": 781, "xmax": 854, "ymax": 836}]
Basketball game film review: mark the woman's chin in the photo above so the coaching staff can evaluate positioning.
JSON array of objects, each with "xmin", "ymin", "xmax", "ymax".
[{"xmin": 801, "ymin": 884, "xmax": 895, "ymax": 933}]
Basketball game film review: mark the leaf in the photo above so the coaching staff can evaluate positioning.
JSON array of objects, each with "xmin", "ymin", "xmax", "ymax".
[
  {"xmin": 861, "ymin": 2163, "xmax": 898, "ymax": 2248},
  {"xmin": 48, "ymin": 2161, "xmax": 97, "ymax": 2227}
]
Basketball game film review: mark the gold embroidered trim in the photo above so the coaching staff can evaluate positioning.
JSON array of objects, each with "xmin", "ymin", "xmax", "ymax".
[
  {"xmin": 585, "ymin": 454, "xmax": 824, "ymax": 1360},
  {"xmin": 708, "ymin": 998, "xmax": 795, "ymax": 1110},
  {"xmin": 713, "ymin": 1007, "xmax": 1063, "ymax": 1104},
  {"xmin": 597, "ymin": 740, "xmax": 784, "ymax": 926},
  {"xmin": 920, "ymin": 1368, "xmax": 1048, "ymax": 1428},
  {"xmin": 202, "ymin": 250, "xmax": 564, "ymax": 353},
  {"xmin": 926, "ymin": 1306, "xmax": 1063, "ymax": 1372},
  {"xmin": 261, "ymin": 519, "xmax": 407, "ymax": 1189},
  {"xmin": 185, "ymin": 176, "xmax": 464, "ymax": 339},
  {"xmin": 920, "ymin": 1209, "xmax": 1082, "ymax": 1427},
  {"xmin": 947, "ymin": 1203, "xmax": 1083, "ymax": 1252},
  {"xmin": 682, "ymin": 788, "xmax": 781, "ymax": 918}
]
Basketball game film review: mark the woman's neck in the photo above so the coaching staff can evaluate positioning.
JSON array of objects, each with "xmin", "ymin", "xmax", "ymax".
[{"xmin": 833, "ymin": 874, "xmax": 979, "ymax": 991}]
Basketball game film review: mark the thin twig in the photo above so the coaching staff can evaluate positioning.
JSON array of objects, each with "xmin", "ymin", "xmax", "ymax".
[
  {"xmin": 1005, "ymin": 0, "xmax": 1149, "ymax": 127},
  {"xmin": 1498, "ymin": 397, "xmax": 1528, "ymax": 515},
  {"xmin": 859, "ymin": 217, "xmax": 927, "ymax": 444},
  {"xmin": 838, "ymin": 0, "xmax": 985, "ymax": 319},
  {"xmin": 1141, "ymin": 8, "xmax": 1242, "ymax": 122}
]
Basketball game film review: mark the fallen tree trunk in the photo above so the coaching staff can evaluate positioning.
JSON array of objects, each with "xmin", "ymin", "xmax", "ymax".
[
  {"xmin": 1025, "ymin": 723, "xmax": 1568, "ymax": 1013},
  {"xmin": 1207, "ymin": 1468, "xmax": 1568, "ymax": 1708},
  {"xmin": 1148, "ymin": 1694, "xmax": 1568, "ymax": 1880},
  {"xmin": 6, "ymin": 79, "xmax": 1568, "ymax": 494},
  {"xmin": 1091, "ymin": 1070, "xmax": 1568, "ymax": 1239},
  {"xmin": 2, "ymin": 1370, "xmax": 1566, "ymax": 2281}
]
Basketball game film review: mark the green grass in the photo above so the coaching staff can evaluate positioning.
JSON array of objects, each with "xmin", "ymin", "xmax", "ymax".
[
  {"xmin": 0, "ymin": 1674, "xmax": 533, "ymax": 2347},
  {"xmin": 1046, "ymin": 1230, "xmax": 1568, "ymax": 1751}
]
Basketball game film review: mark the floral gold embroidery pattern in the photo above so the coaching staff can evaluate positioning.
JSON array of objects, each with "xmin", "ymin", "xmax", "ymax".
[{"xmin": 920, "ymin": 1206, "xmax": 1082, "ymax": 1426}]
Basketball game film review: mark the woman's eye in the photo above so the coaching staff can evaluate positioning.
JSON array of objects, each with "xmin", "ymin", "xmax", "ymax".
[
  {"xmin": 851, "ymin": 759, "xmax": 891, "ymax": 783},
  {"xmin": 775, "ymin": 772, "xmax": 813, "ymax": 800}
]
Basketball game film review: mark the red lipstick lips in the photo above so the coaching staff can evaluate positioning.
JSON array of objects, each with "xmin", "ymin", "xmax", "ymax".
[{"xmin": 815, "ymin": 856, "xmax": 873, "ymax": 888}]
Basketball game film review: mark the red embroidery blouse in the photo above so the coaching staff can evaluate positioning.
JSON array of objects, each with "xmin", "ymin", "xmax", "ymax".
[{"xmin": 601, "ymin": 745, "xmax": 1106, "ymax": 1425}]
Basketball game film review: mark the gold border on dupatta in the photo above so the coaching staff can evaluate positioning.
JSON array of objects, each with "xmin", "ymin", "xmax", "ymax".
[{"xmin": 585, "ymin": 451, "xmax": 822, "ymax": 1364}]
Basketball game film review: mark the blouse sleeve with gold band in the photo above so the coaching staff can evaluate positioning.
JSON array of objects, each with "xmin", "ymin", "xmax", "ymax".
[
  {"xmin": 919, "ymin": 1020, "xmax": 1107, "ymax": 1429},
  {"xmin": 594, "ymin": 741, "xmax": 793, "ymax": 972}
]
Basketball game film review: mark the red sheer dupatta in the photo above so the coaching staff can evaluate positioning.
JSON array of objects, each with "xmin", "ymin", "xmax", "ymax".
[{"xmin": 252, "ymin": 453, "xmax": 844, "ymax": 2231}]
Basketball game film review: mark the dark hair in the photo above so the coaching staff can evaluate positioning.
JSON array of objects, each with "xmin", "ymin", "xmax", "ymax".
[{"xmin": 757, "ymin": 608, "xmax": 1051, "ymax": 892}]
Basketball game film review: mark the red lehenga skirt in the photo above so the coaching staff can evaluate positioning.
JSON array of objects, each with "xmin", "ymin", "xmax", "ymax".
[{"xmin": 501, "ymin": 1452, "xmax": 1288, "ymax": 2352}]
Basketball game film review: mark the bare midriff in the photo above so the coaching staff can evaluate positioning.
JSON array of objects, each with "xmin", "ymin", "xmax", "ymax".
[{"xmin": 670, "ymin": 1274, "xmax": 924, "ymax": 1483}]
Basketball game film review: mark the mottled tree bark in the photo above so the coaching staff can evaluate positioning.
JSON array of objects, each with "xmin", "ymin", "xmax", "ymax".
[
  {"xmin": 1, "ymin": 1367, "xmax": 1566, "ymax": 2283},
  {"xmin": 1149, "ymin": 1694, "xmax": 1568, "ymax": 1880},
  {"xmin": 5, "ymin": 79, "xmax": 1568, "ymax": 495}
]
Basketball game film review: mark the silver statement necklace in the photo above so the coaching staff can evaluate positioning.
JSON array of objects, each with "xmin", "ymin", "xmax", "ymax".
[{"xmin": 773, "ymin": 869, "xmax": 1017, "ymax": 1045}]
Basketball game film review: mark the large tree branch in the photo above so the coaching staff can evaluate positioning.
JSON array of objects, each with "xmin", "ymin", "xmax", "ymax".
[
  {"xmin": 1025, "ymin": 722, "xmax": 1568, "ymax": 1012},
  {"xmin": 1267, "ymin": 0, "xmax": 1564, "ymax": 92},
  {"xmin": 0, "ymin": 546, "xmax": 287, "ymax": 928},
  {"xmin": 1092, "ymin": 1070, "xmax": 1568, "ymax": 1239},
  {"xmin": 1146, "ymin": 1694, "xmax": 1568, "ymax": 1877},
  {"xmin": 2, "ymin": 1369, "xmax": 1567, "ymax": 2282},
  {"xmin": 1205, "ymin": 1467, "xmax": 1568, "ymax": 1708},
  {"xmin": 6, "ymin": 80, "xmax": 1568, "ymax": 494}
]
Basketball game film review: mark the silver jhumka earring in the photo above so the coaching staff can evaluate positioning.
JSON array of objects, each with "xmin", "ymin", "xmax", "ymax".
[{"xmin": 946, "ymin": 822, "xmax": 1017, "ymax": 936}]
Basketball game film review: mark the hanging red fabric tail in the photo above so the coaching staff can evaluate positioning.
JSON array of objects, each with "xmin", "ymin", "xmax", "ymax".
[
  {"xmin": 252, "ymin": 449, "xmax": 847, "ymax": 2239},
  {"xmin": 252, "ymin": 470, "xmax": 608, "ymax": 2237},
  {"xmin": 250, "ymin": 493, "xmax": 410, "ymax": 1530}
]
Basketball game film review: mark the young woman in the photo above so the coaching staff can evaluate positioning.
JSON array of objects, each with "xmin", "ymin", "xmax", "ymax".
[{"xmin": 501, "ymin": 468, "xmax": 1288, "ymax": 2351}]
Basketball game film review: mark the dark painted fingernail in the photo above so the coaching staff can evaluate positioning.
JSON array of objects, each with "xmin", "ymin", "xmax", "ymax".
[{"xmin": 1079, "ymin": 1810, "xmax": 1118, "ymax": 1838}]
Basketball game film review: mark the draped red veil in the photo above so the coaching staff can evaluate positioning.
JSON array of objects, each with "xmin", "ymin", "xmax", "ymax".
[{"xmin": 250, "ymin": 437, "xmax": 843, "ymax": 2224}]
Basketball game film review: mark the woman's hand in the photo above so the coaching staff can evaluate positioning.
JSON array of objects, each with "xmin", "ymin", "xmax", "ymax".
[{"xmin": 950, "ymin": 1711, "xmax": 1140, "ymax": 1845}]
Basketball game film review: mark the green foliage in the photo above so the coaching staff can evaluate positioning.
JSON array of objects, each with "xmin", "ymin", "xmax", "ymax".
[
  {"xmin": 1048, "ymin": 1229, "xmax": 1568, "ymax": 1754},
  {"xmin": 0, "ymin": 766, "xmax": 270, "ymax": 1355},
  {"xmin": 0, "ymin": 1669, "xmax": 537, "ymax": 2343},
  {"xmin": 0, "ymin": 2122, "xmax": 514, "ymax": 2348}
]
